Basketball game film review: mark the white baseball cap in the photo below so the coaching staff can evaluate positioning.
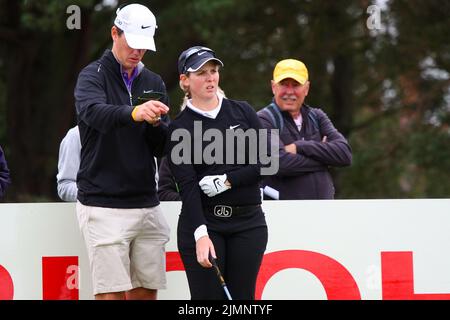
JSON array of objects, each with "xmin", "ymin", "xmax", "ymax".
[{"xmin": 114, "ymin": 4, "xmax": 157, "ymax": 51}]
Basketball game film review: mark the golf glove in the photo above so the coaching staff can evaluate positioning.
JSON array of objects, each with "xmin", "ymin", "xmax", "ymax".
[{"xmin": 199, "ymin": 174, "xmax": 230, "ymax": 197}]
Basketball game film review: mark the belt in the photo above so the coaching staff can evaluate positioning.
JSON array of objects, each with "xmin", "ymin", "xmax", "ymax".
[{"xmin": 204, "ymin": 204, "xmax": 261, "ymax": 218}]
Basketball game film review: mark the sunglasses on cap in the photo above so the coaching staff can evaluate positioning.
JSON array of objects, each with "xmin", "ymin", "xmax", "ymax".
[{"xmin": 179, "ymin": 46, "xmax": 216, "ymax": 74}]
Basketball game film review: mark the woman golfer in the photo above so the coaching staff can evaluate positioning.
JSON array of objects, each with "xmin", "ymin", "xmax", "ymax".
[{"xmin": 166, "ymin": 46, "xmax": 268, "ymax": 300}]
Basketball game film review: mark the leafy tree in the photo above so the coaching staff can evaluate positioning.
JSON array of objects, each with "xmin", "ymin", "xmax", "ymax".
[{"xmin": 0, "ymin": 0, "xmax": 448, "ymax": 201}]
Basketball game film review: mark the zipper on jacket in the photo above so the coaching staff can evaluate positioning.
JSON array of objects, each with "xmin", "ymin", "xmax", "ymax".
[
  {"xmin": 120, "ymin": 68, "xmax": 134, "ymax": 106},
  {"xmin": 122, "ymin": 80, "xmax": 133, "ymax": 106}
]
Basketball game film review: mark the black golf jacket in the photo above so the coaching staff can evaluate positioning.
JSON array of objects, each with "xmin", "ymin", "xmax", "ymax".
[{"xmin": 74, "ymin": 49, "xmax": 168, "ymax": 208}]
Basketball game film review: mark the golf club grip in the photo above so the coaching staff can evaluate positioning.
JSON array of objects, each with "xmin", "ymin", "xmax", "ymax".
[
  {"xmin": 210, "ymin": 256, "xmax": 233, "ymax": 300},
  {"xmin": 210, "ymin": 257, "xmax": 225, "ymax": 284}
]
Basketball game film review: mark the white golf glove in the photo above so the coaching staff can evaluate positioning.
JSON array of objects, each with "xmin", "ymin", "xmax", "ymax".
[{"xmin": 199, "ymin": 174, "xmax": 230, "ymax": 197}]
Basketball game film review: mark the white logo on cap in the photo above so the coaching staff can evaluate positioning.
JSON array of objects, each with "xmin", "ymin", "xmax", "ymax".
[{"xmin": 197, "ymin": 51, "xmax": 207, "ymax": 56}]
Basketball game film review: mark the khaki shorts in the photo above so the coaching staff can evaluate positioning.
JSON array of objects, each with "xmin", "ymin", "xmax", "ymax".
[{"xmin": 76, "ymin": 202, "xmax": 170, "ymax": 295}]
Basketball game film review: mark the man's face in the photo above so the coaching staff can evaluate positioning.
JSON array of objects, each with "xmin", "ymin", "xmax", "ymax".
[
  {"xmin": 272, "ymin": 78, "xmax": 309, "ymax": 113},
  {"xmin": 111, "ymin": 26, "xmax": 146, "ymax": 73}
]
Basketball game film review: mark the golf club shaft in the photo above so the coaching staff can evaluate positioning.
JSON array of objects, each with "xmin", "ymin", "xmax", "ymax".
[
  {"xmin": 222, "ymin": 284, "xmax": 233, "ymax": 300},
  {"xmin": 210, "ymin": 256, "xmax": 233, "ymax": 300}
]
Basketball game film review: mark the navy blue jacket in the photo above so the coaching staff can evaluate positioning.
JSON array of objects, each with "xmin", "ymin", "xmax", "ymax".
[
  {"xmin": 0, "ymin": 145, "xmax": 11, "ymax": 199},
  {"xmin": 74, "ymin": 49, "xmax": 168, "ymax": 208},
  {"xmin": 258, "ymin": 103, "xmax": 352, "ymax": 199}
]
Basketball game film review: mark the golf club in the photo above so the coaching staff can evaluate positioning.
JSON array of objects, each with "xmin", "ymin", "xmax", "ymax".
[{"xmin": 209, "ymin": 255, "xmax": 233, "ymax": 300}]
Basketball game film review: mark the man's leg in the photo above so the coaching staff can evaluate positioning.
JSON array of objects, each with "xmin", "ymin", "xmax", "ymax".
[
  {"xmin": 77, "ymin": 203, "xmax": 139, "ymax": 299},
  {"xmin": 95, "ymin": 291, "xmax": 126, "ymax": 300},
  {"xmin": 125, "ymin": 287, "xmax": 157, "ymax": 300},
  {"xmin": 130, "ymin": 206, "xmax": 170, "ymax": 299}
]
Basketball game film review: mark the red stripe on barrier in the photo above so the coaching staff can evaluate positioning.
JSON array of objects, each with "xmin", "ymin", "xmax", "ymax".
[
  {"xmin": 0, "ymin": 264, "xmax": 14, "ymax": 300},
  {"xmin": 382, "ymin": 251, "xmax": 450, "ymax": 300},
  {"xmin": 166, "ymin": 251, "xmax": 184, "ymax": 271},
  {"xmin": 256, "ymin": 250, "xmax": 361, "ymax": 300},
  {"xmin": 42, "ymin": 256, "xmax": 79, "ymax": 300}
]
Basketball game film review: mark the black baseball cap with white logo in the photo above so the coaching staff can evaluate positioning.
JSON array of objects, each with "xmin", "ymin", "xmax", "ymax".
[{"xmin": 178, "ymin": 46, "xmax": 224, "ymax": 75}]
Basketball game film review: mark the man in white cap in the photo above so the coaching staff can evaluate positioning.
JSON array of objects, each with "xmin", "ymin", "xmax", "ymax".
[{"xmin": 74, "ymin": 4, "xmax": 170, "ymax": 300}]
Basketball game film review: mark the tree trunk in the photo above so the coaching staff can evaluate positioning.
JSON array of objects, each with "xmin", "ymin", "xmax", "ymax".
[{"xmin": 331, "ymin": 53, "xmax": 354, "ymax": 137}]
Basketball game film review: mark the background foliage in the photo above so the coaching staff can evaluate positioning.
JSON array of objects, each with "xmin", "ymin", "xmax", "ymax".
[{"xmin": 0, "ymin": 0, "xmax": 448, "ymax": 201}]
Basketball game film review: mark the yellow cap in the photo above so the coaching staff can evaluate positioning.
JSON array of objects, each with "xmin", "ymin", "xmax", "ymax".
[{"xmin": 273, "ymin": 59, "xmax": 308, "ymax": 85}]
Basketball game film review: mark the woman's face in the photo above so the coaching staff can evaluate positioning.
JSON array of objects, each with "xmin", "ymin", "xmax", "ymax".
[{"xmin": 181, "ymin": 61, "xmax": 220, "ymax": 101}]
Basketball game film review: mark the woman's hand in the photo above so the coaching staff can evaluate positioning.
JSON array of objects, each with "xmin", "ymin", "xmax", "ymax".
[{"xmin": 196, "ymin": 236, "xmax": 216, "ymax": 268}]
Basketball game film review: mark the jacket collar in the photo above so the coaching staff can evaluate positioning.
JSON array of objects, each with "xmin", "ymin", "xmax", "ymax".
[{"xmin": 271, "ymin": 99, "xmax": 309, "ymax": 119}]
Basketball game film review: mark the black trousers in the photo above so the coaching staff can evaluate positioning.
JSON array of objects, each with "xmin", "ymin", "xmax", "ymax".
[{"xmin": 177, "ymin": 206, "xmax": 268, "ymax": 300}]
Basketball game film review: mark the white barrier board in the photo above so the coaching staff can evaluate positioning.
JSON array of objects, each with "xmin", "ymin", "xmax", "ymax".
[{"xmin": 0, "ymin": 199, "xmax": 449, "ymax": 300}]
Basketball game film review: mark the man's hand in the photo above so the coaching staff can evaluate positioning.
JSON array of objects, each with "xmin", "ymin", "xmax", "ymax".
[
  {"xmin": 199, "ymin": 174, "xmax": 231, "ymax": 197},
  {"xmin": 132, "ymin": 100, "xmax": 169, "ymax": 125},
  {"xmin": 284, "ymin": 143, "xmax": 297, "ymax": 154}
]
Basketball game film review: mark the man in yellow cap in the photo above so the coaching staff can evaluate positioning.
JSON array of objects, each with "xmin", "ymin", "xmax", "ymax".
[{"xmin": 257, "ymin": 59, "xmax": 352, "ymax": 199}]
